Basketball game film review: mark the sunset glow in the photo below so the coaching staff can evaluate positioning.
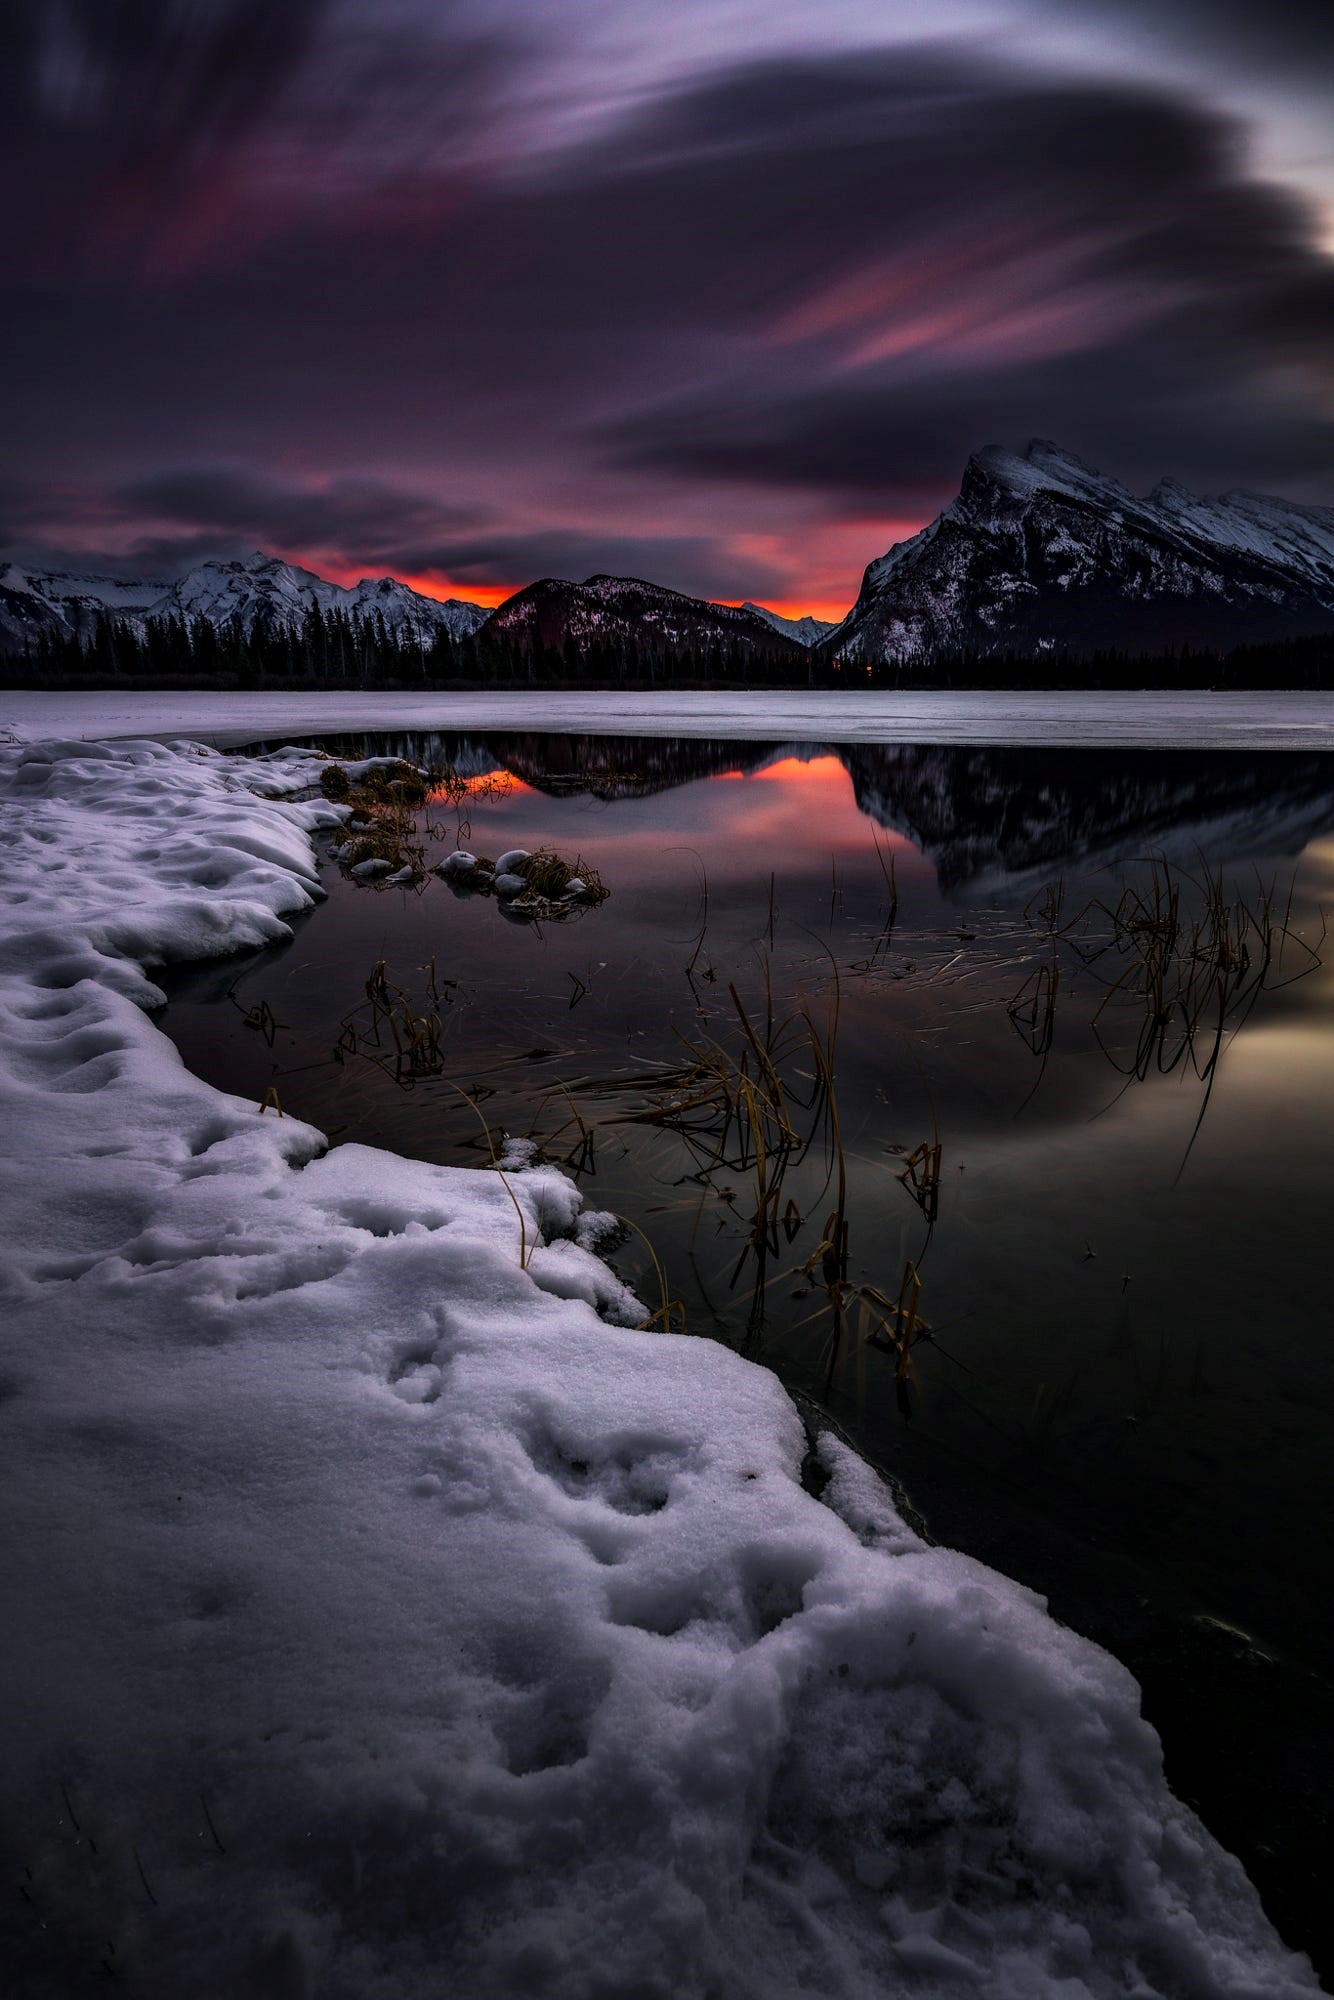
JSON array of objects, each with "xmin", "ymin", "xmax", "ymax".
[
  {"xmin": 428, "ymin": 770, "xmax": 530, "ymax": 802},
  {"xmin": 397, "ymin": 577, "xmax": 517, "ymax": 612},
  {"xmin": 281, "ymin": 555, "xmax": 521, "ymax": 611},
  {"xmin": 718, "ymin": 597, "xmax": 852, "ymax": 624},
  {"xmin": 6, "ymin": 8, "xmax": 1334, "ymax": 1996},
  {"xmin": 3, "ymin": 4, "xmax": 1329, "ymax": 604},
  {"xmin": 750, "ymin": 754, "xmax": 850, "ymax": 786}
]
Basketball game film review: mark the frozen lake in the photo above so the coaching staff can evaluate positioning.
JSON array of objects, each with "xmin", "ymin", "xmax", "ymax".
[
  {"xmin": 163, "ymin": 725, "xmax": 1334, "ymax": 1974},
  {"xmin": 9, "ymin": 685, "xmax": 1334, "ymax": 748}
]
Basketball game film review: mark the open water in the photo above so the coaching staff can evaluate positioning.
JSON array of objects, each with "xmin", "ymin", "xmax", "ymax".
[{"xmin": 162, "ymin": 730, "xmax": 1334, "ymax": 1975}]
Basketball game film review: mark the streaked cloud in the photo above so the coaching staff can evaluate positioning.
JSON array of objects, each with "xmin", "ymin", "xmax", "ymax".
[{"xmin": 2, "ymin": 6, "xmax": 1329, "ymax": 611}]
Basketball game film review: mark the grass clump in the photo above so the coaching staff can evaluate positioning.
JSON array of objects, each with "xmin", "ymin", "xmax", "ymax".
[
  {"xmin": 320, "ymin": 757, "xmax": 426, "ymax": 806},
  {"xmin": 355, "ymin": 760, "xmax": 429, "ymax": 806},
  {"xmin": 511, "ymin": 848, "xmax": 609, "ymax": 907},
  {"xmin": 436, "ymin": 846, "xmax": 610, "ymax": 918},
  {"xmin": 324, "ymin": 759, "xmax": 434, "ymax": 884},
  {"xmin": 340, "ymin": 828, "xmax": 401, "ymax": 867}
]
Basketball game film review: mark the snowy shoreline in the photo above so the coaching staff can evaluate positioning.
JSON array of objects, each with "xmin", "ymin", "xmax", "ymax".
[
  {"xmin": 0, "ymin": 731, "xmax": 1319, "ymax": 1997},
  {"xmin": 7, "ymin": 686, "xmax": 1334, "ymax": 749}
]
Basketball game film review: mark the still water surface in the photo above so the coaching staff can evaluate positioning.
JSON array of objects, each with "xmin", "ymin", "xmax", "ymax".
[{"xmin": 163, "ymin": 732, "xmax": 1334, "ymax": 1972}]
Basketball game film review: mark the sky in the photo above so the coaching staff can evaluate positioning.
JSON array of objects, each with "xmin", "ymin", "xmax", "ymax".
[{"xmin": 1, "ymin": 0, "xmax": 1331, "ymax": 619}]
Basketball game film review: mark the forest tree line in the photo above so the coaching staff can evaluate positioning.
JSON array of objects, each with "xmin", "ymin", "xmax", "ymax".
[{"xmin": 5, "ymin": 603, "xmax": 1334, "ymax": 691}]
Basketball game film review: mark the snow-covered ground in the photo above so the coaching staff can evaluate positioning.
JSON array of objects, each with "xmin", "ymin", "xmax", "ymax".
[
  {"xmin": 0, "ymin": 729, "xmax": 1320, "ymax": 1998},
  {"xmin": 6, "ymin": 686, "xmax": 1334, "ymax": 748}
]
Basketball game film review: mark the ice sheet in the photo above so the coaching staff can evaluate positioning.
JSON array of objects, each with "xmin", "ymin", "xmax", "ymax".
[{"xmin": 6, "ymin": 686, "xmax": 1334, "ymax": 749}]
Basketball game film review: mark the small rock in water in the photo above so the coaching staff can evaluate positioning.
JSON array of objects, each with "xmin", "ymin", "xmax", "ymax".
[
  {"xmin": 494, "ymin": 848, "xmax": 531, "ymax": 875},
  {"xmin": 436, "ymin": 850, "xmax": 478, "ymax": 879},
  {"xmin": 350, "ymin": 857, "xmax": 393, "ymax": 879},
  {"xmin": 493, "ymin": 871, "xmax": 528, "ymax": 898}
]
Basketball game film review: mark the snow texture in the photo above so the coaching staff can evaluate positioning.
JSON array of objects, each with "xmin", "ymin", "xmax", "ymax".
[
  {"xmin": 8, "ymin": 687, "xmax": 1334, "ymax": 749},
  {"xmin": 0, "ymin": 730, "xmax": 1320, "ymax": 1998}
]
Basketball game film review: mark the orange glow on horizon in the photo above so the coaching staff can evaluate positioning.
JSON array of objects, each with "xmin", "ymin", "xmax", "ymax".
[
  {"xmin": 273, "ymin": 546, "xmax": 858, "ymax": 620},
  {"xmin": 720, "ymin": 597, "xmax": 850, "ymax": 626},
  {"xmin": 396, "ymin": 574, "xmax": 514, "ymax": 610},
  {"xmin": 281, "ymin": 556, "xmax": 875, "ymax": 624},
  {"xmin": 279, "ymin": 550, "xmax": 518, "ymax": 609}
]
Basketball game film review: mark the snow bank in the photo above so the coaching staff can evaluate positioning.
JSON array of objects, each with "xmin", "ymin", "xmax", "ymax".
[{"xmin": 0, "ymin": 737, "xmax": 1317, "ymax": 1998}]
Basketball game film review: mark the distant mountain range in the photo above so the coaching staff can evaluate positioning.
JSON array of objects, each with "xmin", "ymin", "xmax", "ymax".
[
  {"xmin": 0, "ymin": 552, "xmax": 490, "ymax": 655},
  {"xmin": 0, "ymin": 548, "xmax": 833, "ymax": 666},
  {"xmin": 742, "ymin": 603, "xmax": 836, "ymax": 646},
  {"xmin": 479, "ymin": 574, "xmax": 813, "ymax": 663},
  {"xmin": 3, "ymin": 441, "xmax": 1333, "ymax": 666}
]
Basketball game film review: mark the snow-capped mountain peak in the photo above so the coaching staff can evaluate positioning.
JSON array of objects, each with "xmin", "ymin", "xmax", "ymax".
[
  {"xmin": 965, "ymin": 439, "xmax": 1135, "ymax": 512},
  {"xmin": 0, "ymin": 553, "xmax": 491, "ymax": 652},
  {"xmin": 827, "ymin": 439, "xmax": 1334, "ymax": 668},
  {"xmin": 741, "ymin": 601, "xmax": 836, "ymax": 645}
]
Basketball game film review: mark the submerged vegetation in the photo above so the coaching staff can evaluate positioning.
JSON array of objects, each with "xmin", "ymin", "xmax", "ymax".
[
  {"xmin": 316, "ymin": 935, "xmax": 962, "ymax": 1419},
  {"xmin": 230, "ymin": 769, "xmax": 1327, "ymax": 1429},
  {"xmin": 1009, "ymin": 856, "xmax": 1325, "ymax": 1168},
  {"xmin": 219, "ymin": 748, "xmax": 1327, "ymax": 1432}
]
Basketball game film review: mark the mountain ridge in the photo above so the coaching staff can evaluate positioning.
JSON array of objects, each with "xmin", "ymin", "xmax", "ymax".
[
  {"xmin": 825, "ymin": 440, "xmax": 1334, "ymax": 667},
  {"xmin": 478, "ymin": 574, "xmax": 806, "ymax": 662},
  {"xmin": 4, "ymin": 442, "xmax": 1334, "ymax": 668},
  {"xmin": 0, "ymin": 550, "xmax": 491, "ymax": 655},
  {"xmin": 742, "ymin": 602, "xmax": 836, "ymax": 645}
]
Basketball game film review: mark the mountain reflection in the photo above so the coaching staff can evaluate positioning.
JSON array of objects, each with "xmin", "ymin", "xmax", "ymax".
[
  {"xmin": 840, "ymin": 744, "xmax": 1334, "ymax": 891},
  {"xmin": 260, "ymin": 730, "xmax": 1334, "ymax": 892}
]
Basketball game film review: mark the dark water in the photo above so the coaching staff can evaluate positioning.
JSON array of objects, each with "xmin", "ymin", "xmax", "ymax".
[{"xmin": 162, "ymin": 733, "xmax": 1334, "ymax": 1976}]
